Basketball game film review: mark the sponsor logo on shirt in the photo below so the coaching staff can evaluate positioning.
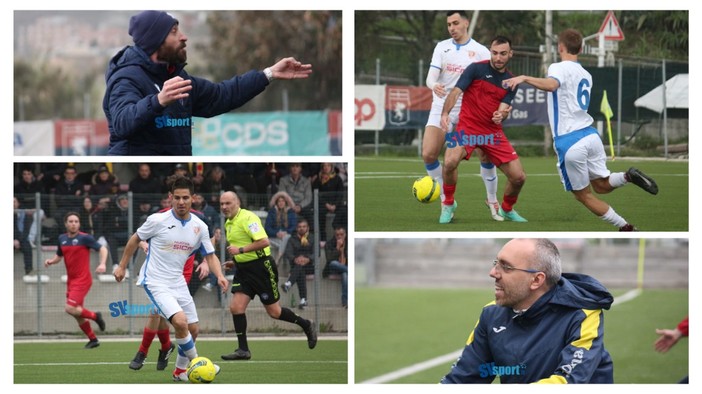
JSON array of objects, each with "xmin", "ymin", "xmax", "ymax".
[
  {"xmin": 155, "ymin": 114, "xmax": 191, "ymax": 129},
  {"xmin": 478, "ymin": 362, "xmax": 527, "ymax": 378},
  {"xmin": 248, "ymin": 222, "xmax": 260, "ymax": 233}
]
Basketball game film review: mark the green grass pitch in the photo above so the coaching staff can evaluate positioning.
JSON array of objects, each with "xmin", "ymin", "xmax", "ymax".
[
  {"xmin": 355, "ymin": 156, "xmax": 688, "ymax": 231},
  {"xmin": 355, "ymin": 287, "xmax": 688, "ymax": 383},
  {"xmin": 14, "ymin": 338, "xmax": 347, "ymax": 384}
]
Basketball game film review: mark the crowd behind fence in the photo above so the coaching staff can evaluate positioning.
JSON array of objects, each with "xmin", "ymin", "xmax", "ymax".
[{"xmin": 14, "ymin": 169, "xmax": 349, "ymax": 337}]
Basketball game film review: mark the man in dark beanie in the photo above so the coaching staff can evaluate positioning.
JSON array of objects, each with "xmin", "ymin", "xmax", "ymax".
[{"xmin": 103, "ymin": 10, "xmax": 312, "ymax": 156}]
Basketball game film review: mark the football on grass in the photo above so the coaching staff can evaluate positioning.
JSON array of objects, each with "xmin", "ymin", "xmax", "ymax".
[
  {"xmin": 412, "ymin": 176, "xmax": 440, "ymax": 203},
  {"xmin": 187, "ymin": 356, "xmax": 217, "ymax": 383}
]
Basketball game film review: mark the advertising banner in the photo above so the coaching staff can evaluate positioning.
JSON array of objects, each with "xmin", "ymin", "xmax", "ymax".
[
  {"xmin": 354, "ymin": 85, "xmax": 386, "ymax": 130},
  {"xmin": 192, "ymin": 111, "xmax": 329, "ymax": 156}
]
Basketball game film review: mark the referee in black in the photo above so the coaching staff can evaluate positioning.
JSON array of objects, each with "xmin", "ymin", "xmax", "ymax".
[{"xmin": 218, "ymin": 191, "xmax": 317, "ymax": 360}]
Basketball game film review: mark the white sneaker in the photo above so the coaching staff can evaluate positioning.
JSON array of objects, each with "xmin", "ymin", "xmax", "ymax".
[
  {"xmin": 172, "ymin": 371, "xmax": 188, "ymax": 382},
  {"xmin": 486, "ymin": 200, "xmax": 504, "ymax": 222},
  {"xmin": 214, "ymin": 364, "xmax": 221, "ymax": 375},
  {"xmin": 298, "ymin": 298, "xmax": 308, "ymax": 310},
  {"xmin": 202, "ymin": 283, "xmax": 213, "ymax": 292}
]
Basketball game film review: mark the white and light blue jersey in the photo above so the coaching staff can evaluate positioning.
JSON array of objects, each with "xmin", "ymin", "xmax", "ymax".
[
  {"xmin": 136, "ymin": 209, "xmax": 214, "ymax": 286},
  {"xmin": 429, "ymin": 38, "xmax": 490, "ymax": 107},
  {"xmin": 547, "ymin": 61, "xmax": 595, "ymax": 138}
]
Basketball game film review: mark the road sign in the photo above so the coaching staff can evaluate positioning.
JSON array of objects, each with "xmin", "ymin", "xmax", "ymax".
[{"xmin": 598, "ymin": 10, "xmax": 625, "ymax": 41}]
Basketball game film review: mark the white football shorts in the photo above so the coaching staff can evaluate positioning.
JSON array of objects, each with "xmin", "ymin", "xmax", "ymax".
[
  {"xmin": 143, "ymin": 281, "xmax": 199, "ymax": 324},
  {"xmin": 558, "ymin": 132, "xmax": 611, "ymax": 192}
]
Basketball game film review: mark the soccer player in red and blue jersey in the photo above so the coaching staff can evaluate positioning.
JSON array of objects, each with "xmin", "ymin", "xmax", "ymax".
[
  {"xmin": 44, "ymin": 212, "xmax": 108, "ymax": 348},
  {"xmin": 439, "ymin": 36, "xmax": 528, "ymax": 224}
]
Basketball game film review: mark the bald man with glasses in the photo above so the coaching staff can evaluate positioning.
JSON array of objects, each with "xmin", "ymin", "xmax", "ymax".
[{"xmin": 441, "ymin": 238, "xmax": 614, "ymax": 384}]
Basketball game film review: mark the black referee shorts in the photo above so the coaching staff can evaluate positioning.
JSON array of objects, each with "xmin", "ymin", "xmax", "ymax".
[{"xmin": 230, "ymin": 255, "xmax": 280, "ymax": 305}]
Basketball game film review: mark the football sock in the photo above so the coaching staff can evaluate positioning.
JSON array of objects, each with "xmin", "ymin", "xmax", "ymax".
[
  {"xmin": 278, "ymin": 307, "xmax": 312, "ymax": 331},
  {"xmin": 426, "ymin": 160, "xmax": 445, "ymax": 202},
  {"xmin": 600, "ymin": 206, "xmax": 627, "ymax": 228},
  {"xmin": 233, "ymin": 313, "xmax": 249, "ymax": 351},
  {"xmin": 480, "ymin": 162, "xmax": 499, "ymax": 203},
  {"xmin": 176, "ymin": 333, "xmax": 197, "ymax": 361},
  {"xmin": 175, "ymin": 351, "xmax": 189, "ymax": 371},
  {"xmin": 501, "ymin": 194, "xmax": 518, "ymax": 212},
  {"xmin": 139, "ymin": 327, "xmax": 157, "ymax": 354},
  {"xmin": 443, "ymin": 184, "xmax": 456, "ymax": 206},
  {"xmin": 157, "ymin": 328, "xmax": 171, "ymax": 351},
  {"xmin": 79, "ymin": 308, "xmax": 97, "ymax": 321},
  {"xmin": 609, "ymin": 172, "xmax": 627, "ymax": 188},
  {"xmin": 79, "ymin": 320, "xmax": 97, "ymax": 341}
]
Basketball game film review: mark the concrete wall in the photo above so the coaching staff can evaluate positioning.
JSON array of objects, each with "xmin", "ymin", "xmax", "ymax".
[{"xmin": 357, "ymin": 238, "xmax": 688, "ymax": 289}]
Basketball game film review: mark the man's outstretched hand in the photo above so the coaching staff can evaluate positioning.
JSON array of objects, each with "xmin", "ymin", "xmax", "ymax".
[{"xmin": 270, "ymin": 57, "xmax": 312, "ymax": 80}]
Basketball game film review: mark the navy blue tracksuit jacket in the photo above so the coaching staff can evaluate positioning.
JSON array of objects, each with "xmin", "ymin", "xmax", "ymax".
[
  {"xmin": 441, "ymin": 273, "xmax": 614, "ymax": 384},
  {"xmin": 103, "ymin": 45, "xmax": 269, "ymax": 155}
]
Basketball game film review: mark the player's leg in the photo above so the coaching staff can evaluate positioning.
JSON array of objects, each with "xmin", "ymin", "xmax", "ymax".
[
  {"xmin": 262, "ymin": 255, "xmax": 316, "ymax": 349},
  {"xmin": 559, "ymin": 134, "xmax": 634, "ymax": 230},
  {"xmin": 497, "ymin": 158, "xmax": 528, "ymax": 222},
  {"xmin": 422, "ymin": 125, "xmax": 447, "ymax": 203},
  {"xmin": 171, "ymin": 287, "xmax": 203, "ymax": 381},
  {"xmin": 440, "ymin": 145, "xmax": 469, "ymax": 224},
  {"xmin": 221, "ymin": 292, "xmax": 254, "ymax": 360},
  {"xmin": 66, "ymin": 287, "xmax": 103, "ymax": 348},
  {"xmin": 475, "ymin": 147, "xmax": 502, "ymax": 220},
  {"xmin": 155, "ymin": 316, "xmax": 175, "ymax": 370}
]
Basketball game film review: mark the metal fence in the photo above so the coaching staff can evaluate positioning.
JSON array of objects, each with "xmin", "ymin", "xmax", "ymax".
[
  {"xmin": 355, "ymin": 51, "xmax": 688, "ymax": 157},
  {"xmin": 14, "ymin": 191, "xmax": 348, "ymax": 337}
]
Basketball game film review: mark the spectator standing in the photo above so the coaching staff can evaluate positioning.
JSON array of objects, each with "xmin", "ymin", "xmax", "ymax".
[
  {"xmin": 200, "ymin": 165, "xmax": 234, "ymax": 211},
  {"xmin": 281, "ymin": 219, "xmax": 315, "ymax": 309},
  {"xmin": 129, "ymin": 163, "xmax": 163, "ymax": 206},
  {"xmin": 264, "ymin": 191, "xmax": 298, "ymax": 267},
  {"xmin": 90, "ymin": 165, "xmax": 120, "ymax": 202},
  {"xmin": 103, "ymin": 194, "xmax": 131, "ymax": 269},
  {"xmin": 324, "ymin": 226, "xmax": 348, "ymax": 308},
  {"xmin": 52, "ymin": 165, "xmax": 85, "ymax": 224},
  {"xmin": 14, "ymin": 196, "xmax": 35, "ymax": 275},
  {"xmin": 278, "ymin": 163, "xmax": 313, "ymax": 227},
  {"xmin": 15, "ymin": 166, "xmax": 44, "ymax": 208},
  {"xmin": 311, "ymin": 163, "xmax": 345, "ymax": 242}
]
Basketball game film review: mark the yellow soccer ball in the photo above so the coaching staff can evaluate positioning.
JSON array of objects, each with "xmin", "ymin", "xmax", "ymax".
[
  {"xmin": 187, "ymin": 356, "xmax": 217, "ymax": 383},
  {"xmin": 412, "ymin": 176, "xmax": 440, "ymax": 203}
]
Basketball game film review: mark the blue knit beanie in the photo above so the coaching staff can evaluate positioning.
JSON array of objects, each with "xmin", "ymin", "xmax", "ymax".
[{"xmin": 129, "ymin": 11, "xmax": 178, "ymax": 55}]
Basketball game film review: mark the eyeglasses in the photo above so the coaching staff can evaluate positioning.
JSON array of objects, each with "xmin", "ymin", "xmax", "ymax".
[{"xmin": 492, "ymin": 259, "xmax": 541, "ymax": 274}]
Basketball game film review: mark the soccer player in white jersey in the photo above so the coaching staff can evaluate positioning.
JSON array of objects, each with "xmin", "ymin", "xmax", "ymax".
[
  {"xmin": 423, "ymin": 11, "xmax": 504, "ymax": 221},
  {"xmin": 503, "ymin": 28, "xmax": 658, "ymax": 231},
  {"xmin": 114, "ymin": 176, "xmax": 229, "ymax": 380}
]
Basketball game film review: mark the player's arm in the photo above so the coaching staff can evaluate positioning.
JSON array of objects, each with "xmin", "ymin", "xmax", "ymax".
[
  {"xmin": 203, "ymin": 252, "xmax": 228, "ymax": 292},
  {"xmin": 114, "ymin": 233, "xmax": 142, "ymax": 282},
  {"xmin": 503, "ymin": 75, "xmax": 559, "ymax": 92},
  {"xmin": 492, "ymin": 102, "xmax": 513, "ymax": 124},
  {"xmin": 230, "ymin": 237, "xmax": 271, "ymax": 256},
  {"xmin": 44, "ymin": 254, "xmax": 62, "ymax": 267},
  {"xmin": 534, "ymin": 309, "xmax": 609, "ymax": 384},
  {"xmin": 95, "ymin": 245, "xmax": 108, "ymax": 274},
  {"xmin": 426, "ymin": 66, "xmax": 446, "ymax": 97},
  {"xmin": 440, "ymin": 87, "xmax": 462, "ymax": 132}
]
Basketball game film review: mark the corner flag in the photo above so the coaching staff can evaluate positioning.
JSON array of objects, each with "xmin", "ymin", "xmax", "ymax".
[
  {"xmin": 600, "ymin": 90, "xmax": 614, "ymax": 119},
  {"xmin": 601, "ymin": 90, "xmax": 615, "ymax": 160}
]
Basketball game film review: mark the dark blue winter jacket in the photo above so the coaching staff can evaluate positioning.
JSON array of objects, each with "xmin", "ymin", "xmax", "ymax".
[
  {"xmin": 441, "ymin": 273, "xmax": 614, "ymax": 384},
  {"xmin": 103, "ymin": 45, "xmax": 269, "ymax": 155}
]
